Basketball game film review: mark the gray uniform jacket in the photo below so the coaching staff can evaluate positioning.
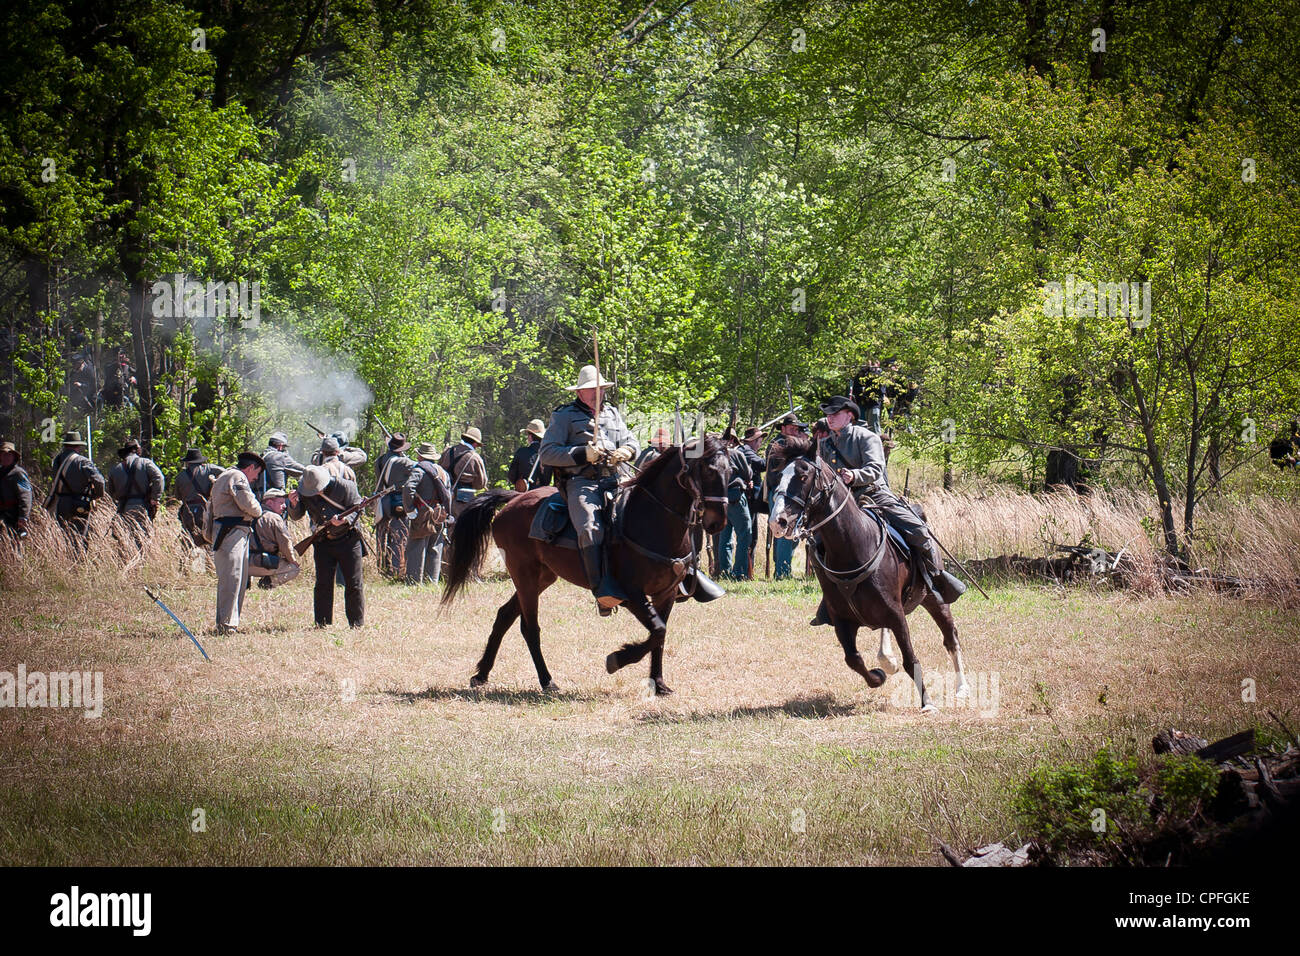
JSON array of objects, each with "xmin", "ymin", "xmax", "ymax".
[
  {"xmin": 261, "ymin": 446, "xmax": 307, "ymax": 492},
  {"xmin": 818, "ymin": 425, "xmax": 889, "ymax": 492},
  {"xmin": 176, "ymin": 463, "xmax": 224, "ymax": 506},
  {"xmin": 403, "ymin": 460, "xmax": 448, "ymax": 512},
  {"xmin": 0, "ymin": 464, "xmax": 32, "ymax": 528},
  {"xmin": 539, "ymin": 399, "xmax": 639, "ymax": 479},
  {"xmin": 373, "ymin": 451, "xmax": 416, "ymax": 518},
  {"xmin": 107, "ymin": 454, "xmax": 165, "ymax": 513},
  {"xmin": 288, "ymin": 477, "xmax": 362, "ymax": 540},
  {"xmin": 48, "ymin": 451, "xmax": 106, "ymax": 518}
]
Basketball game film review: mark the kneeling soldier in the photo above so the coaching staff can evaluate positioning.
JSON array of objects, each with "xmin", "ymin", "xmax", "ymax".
[
  {"xmin": 248, "ymin": 488, "xmax": 301, "ymax": 589},
  {"xmin": 539, "ymin": 364, "xmax": 639, "ymax": 614},
  {"xmin": 811, "ymin": 396, "xmax": 965, "ymax": 624},
  {"xmin": 289, "ymin": 464, "xmax": 366, "ymax": 628}
]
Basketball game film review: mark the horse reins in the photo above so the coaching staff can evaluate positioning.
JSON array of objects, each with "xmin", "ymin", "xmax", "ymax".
[{"xmin": 786, "ymin": 459, "xmax": 887, "ymax": 590}]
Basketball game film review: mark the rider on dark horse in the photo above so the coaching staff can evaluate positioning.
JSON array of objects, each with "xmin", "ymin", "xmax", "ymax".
[
  {"xmin": 810, "ymin": 395, "xmax": 966, "ymax": 625},
  {"xmin": 538, "ymin": 364, "xmax": 640, "ymax": 616}
]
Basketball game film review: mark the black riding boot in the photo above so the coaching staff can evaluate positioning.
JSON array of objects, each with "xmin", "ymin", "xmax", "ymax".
[
  {"xmin": 919, "ymin": 540, "xmax": 966, "ymax": 604},
  {"xmin": 677, "ymin": 568, "xmax": 726, "ymax": 602},
  {"xmin": 582, "ymin": 543, "xmax": 626, "ymax": 615}
]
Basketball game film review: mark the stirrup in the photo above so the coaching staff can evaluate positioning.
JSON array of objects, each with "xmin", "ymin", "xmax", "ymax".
[
  {"xmin": 680, "ymin": 569, "xmax": 725, "ymax": 603},
  {"xmin": 935, "ymin": 570, "xmax": 967, "ymax": 604}
]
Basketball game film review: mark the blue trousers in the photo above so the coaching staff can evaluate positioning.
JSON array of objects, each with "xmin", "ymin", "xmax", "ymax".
[
  {"xmin": 773, "ymin": 536, "xmax": 796, "ymax": 578},
  {"xmin": 718, "ymin": 492, "xmax": 752, "ymax": 579}
]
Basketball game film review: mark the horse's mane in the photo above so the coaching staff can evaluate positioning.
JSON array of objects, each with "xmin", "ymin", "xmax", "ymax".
[
  {"xmin": 626, "ymin": 434, "xmax": 726, "ymax": 490},
  {"xmin": 767, "ymin": 434, "xmax": 816, "ymax": 473}
]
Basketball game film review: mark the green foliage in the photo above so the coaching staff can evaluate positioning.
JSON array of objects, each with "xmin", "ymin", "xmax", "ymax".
[{"xmin": 1016, "ymin": 747, "xmax": 1221, "ymax": 865}]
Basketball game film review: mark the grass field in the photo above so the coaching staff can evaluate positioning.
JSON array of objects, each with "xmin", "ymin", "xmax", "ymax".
[{"xmin": 2, "ymin": 543, "xmax": 1297, "ymax": 866}]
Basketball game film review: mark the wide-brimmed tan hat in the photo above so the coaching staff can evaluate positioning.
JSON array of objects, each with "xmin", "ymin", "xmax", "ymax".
[
  {"xmin": 462, "ymin": 426, "xmax": 483, "ymax": 445},
  {"xmin": 299, "ymin": 464, "xmax": 331, "ymax": 496},
  {"xmin": 415, "ymin": 442, "xmax": 439, "ymax": 461},
  {"xmin": 0, "ymin": 441, "xmax": 16, "ymax": 456},
  {"xmin": 61, "ymin": 430, "xmax": 86, "ymax": 447},
  {"xmin": 564, "ymin": 364, "xmax": 615, "ymax": 391},
  {"xmin": 523, "ymin": 419, "xmax": 545, "ymax": 439}
]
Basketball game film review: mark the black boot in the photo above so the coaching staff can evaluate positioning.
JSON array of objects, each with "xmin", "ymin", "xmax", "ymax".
[
  {"xmin": 581, "ymin": 543, "xmax": 625, "ymax": 615},
  {"xmin": 809, "ymin": 598, "xmax": 831, "ymax": 626},
  {"xmin": 678, "ymin": 568, "xmax": 726, "ymax": 602},
  {"xmin": 920, "ymin": 541, "xmax": 965, "ymax": 604}
]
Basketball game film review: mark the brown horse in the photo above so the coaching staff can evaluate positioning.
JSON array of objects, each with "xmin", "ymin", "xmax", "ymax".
[
  {"xmin": 767, "ymin": 435, "xmax": 968, "ymax": 711},
  {"xmin": 440, "ymin": 437, "xmax": 730, "ymax": 695}
]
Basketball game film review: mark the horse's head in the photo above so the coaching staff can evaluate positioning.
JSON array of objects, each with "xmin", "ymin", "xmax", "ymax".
[
  {"xmin": 681, "ymin": 435, "xmax": 730, "ymax": 535},
  {"xmin": 768, "ymin": 435, "xmax": 824, "ymax": 539}
]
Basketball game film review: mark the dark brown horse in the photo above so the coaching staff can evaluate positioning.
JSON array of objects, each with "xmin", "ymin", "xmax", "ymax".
[
  {"xmin": 441, "ymin": 437, "xmax": 730, "ymax": 695},
  {"xmin": 767, "ymin": 435, "xmax": 968, "ymax": 711}
]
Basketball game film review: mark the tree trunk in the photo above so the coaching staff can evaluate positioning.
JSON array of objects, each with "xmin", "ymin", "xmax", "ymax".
[{"xmin": 1127, "ymin": 365, "xmax": 1180, "ymax": 555}]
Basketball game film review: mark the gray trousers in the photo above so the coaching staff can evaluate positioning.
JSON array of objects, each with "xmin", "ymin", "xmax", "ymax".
[
  {"xmin": 406, "ymin": 533, "xmax": 442, "ymax": 585},
  {"xmin": 376, "ymin": 514, "xmax": 409, "ymax": 577},
  {"xmin": 214, "ymin": 526, "xmax": 251, "ymax": 627},
  {"xmin": 565, "ymin": 477, "xmax": 606, "ymax": 548}
]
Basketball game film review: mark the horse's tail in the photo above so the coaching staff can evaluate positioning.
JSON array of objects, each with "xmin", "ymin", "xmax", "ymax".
[{"xmin": 441, "ymin": 489, "xmax": 518, "ymax": 605}]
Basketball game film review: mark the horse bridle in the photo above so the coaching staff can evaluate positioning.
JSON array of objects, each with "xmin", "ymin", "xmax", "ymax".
[
  {"xmin": 632, "ymin": 444, "xmax": 727, "ymax": 526},
  {"xmin": 783, "ymin": 456, "xmax": 888, "ymax": 610},
  {"xmin": 619, "ymin": 444, "xmax": 728, "ymax": 587},
  {"xmin": 782, "ymin": 458, "xmax": 850, "ymax": 541}
]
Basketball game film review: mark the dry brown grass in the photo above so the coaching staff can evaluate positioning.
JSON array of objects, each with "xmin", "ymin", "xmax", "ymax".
[
  {"xmin": 922, "ymin": 486, "xmax": 1300, "ymax": 594},
  {"xmin": 1, "ymin": 500, "xmax": 1297, "ymax": 865}
]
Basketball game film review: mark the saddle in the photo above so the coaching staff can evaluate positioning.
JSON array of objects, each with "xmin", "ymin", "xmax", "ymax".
[{"xmin": 528, "ymin": 480, "xmax": 621, "ymax": 550}]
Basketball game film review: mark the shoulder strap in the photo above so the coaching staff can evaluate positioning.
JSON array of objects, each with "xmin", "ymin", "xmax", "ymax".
[
  {"xmin": 49, "ymin": 453, "xmax": 75, "ymax": 497},
  {"xmin": 375, "ymin": 454, "xmax": 399, "ymax": 494},
  {"xmin": 449, "ymin": 446, "xmax": 474, "ymax": 486}
]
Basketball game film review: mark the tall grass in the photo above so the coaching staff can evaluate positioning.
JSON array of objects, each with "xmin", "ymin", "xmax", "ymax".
[
  {"xmin": 3, "ymin": 486, "xmax": 1298, "ymax": 596},
  {"xmin": 922, "ymin": 486, "xmax": 1300, "ymax": 592}
]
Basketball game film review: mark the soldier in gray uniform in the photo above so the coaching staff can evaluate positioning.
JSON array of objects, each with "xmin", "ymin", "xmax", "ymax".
[
  {"xmin": 175, "ymin": 448, "xmax": 223, "ymax": 545},
  {"xmin": 0, "ymin": 441, "xmax": 33, "ymax": 547},
  {"xmin": 107, "ymin": 438, "xmax": 165, "ymax": 540},
  {"xmin": 810, "ymin": 396, "xmax": 965, "ymax": 624},
  {"xmin": 260, "ymin": 432, "xmax": 306, "ymax": 498},
  {"xmin": 539, "ymin": 364, "xmax": 639, "ymax": 613},
  {"xmin": 312, "ymin": 432, "xmax": 367, "ymax": 471},
  {"xmin": 402, "ymin": 442, "xmax": 449, "ymax": 585},
  {"xmin": 46, "ymin": 431, "xmax": 106, "ymax": 551},
  {"xmin": 373, "ymin": 433, "xmax": 416, "ymax": 578}
]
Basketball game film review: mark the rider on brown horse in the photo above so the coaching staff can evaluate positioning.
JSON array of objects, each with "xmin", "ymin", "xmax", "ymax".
[
  {"xmin": 809, "ymin": 395, "xmax": 966, "ymax": 624},
  {"xmin": 538, "ymin": 364, "xmax": 640, "ymax": 615}
]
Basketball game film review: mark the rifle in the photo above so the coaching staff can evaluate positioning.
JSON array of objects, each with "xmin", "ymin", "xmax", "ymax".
[
  {"xmin": 305, "ymin": 420, "xmax": 326, "ymax": 438},
  {"xmin": 294, "ymin": 486, "xmax": 395, "ymax": 555},
  {"xmin": 375, "ymin": 416, "xmax": 393, "ymax": 441}
]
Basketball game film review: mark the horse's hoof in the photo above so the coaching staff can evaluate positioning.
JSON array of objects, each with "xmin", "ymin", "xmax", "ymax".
[
  {"xmin": 543, "ymin": 680, "xmax": 561, "ymax": 694},
  {"xmin": 954, "ymin": 683, "xmax": 970, "ymax": 700},
  {"xmin": 865, "ymin": 668, "xmax": 887, "ymax": 688},
  {"xmin": 653, "ymin": 679, "xmax": 674, "ymax": 697},
  {"xmin": 920, "ymin": 702, "xmax": 937, "ymax": 714},
  {"xmin": 469, "ymin": 675, "xmax": 487, "ymax": 689},
  {"xmin": 605, "ymin": 652, "xmax": 620, "ymax": 674},
  {"xmin": 876, "ymin": 654, "xmax": 900, "ymax": 676}
]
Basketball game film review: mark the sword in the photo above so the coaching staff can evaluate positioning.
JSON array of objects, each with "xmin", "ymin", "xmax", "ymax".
[{"xmin": 144, "ymin": 586, "xmax": 211, "ymax": 661}]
